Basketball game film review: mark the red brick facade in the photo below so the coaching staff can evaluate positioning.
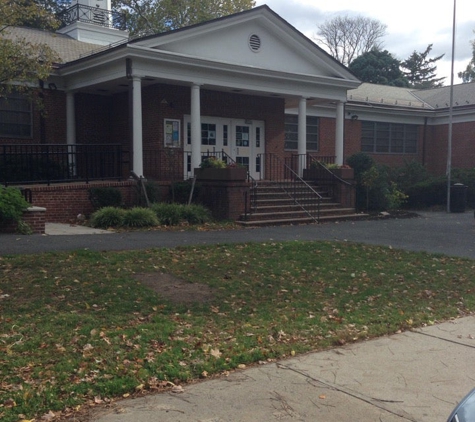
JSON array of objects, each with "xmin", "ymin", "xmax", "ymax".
[
  {"xmin": 1, "ymin": 82, "xmax": 475, "ymax": 223},
  {"xmin": 24, "ymin": 181, "xmax": 136, "ymax": 223}
]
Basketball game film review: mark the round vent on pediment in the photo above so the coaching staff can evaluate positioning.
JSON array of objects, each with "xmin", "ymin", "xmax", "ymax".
[{"xmin": 249, "ymin": 34, "xmax": 261, "ymax": 52}]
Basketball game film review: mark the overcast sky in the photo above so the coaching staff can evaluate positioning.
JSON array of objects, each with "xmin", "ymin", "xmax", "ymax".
[{"xmin": 255, "ymin": 0, "xmax": 475, "ymax": 85}]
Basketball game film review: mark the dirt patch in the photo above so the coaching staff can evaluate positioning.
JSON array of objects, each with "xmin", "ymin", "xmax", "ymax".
[{"xmin": 134, "ymin": 272, "xmax": 216, "ymax": 304}]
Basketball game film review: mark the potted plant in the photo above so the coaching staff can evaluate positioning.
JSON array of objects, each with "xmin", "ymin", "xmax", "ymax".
[{"xmin": 195, "ymin": 158, "xmax": 247, "ymax": 181}]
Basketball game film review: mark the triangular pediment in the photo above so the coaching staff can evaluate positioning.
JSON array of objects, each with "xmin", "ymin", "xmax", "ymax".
[{"xmin": 131, "ymin": 6, "xmax": 357, "ymax": 81}]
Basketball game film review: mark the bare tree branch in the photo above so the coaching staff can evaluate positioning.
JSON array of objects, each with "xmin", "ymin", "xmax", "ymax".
[{"xmin": 315, "ymin": 15, "xmax": 387, "ymax": 67}]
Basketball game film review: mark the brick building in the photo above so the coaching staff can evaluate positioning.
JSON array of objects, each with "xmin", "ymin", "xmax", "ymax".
[{"xmin": 1, "ymin": 4, "xmax": 474, "ymax": 222}]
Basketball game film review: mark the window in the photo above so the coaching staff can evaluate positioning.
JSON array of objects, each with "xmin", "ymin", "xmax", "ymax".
[
  {"xmin": 236, "ymin": 126, "xmax": 250, "ymax": 147},
  {"xmin": 0, "ymin": 95, "xmax": 32, "ymax": 138},
  {"xmin": 284, "ymin": 115, "xmax": 319, "ymax": 151},
  {"xmin": 201, "ymin": 123, "xmax": 216, "ymax": 145},
  {"xmin": 361, "ymin": 121, "xmax": 418, "ymax": 154},
  {"xmin": 223, "ymin": 125, "xmax": 228, "ymax": 146}
]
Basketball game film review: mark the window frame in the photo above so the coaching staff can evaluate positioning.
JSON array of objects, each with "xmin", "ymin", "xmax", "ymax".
[
  {"xmin": 0, "ymin": 94, "xmax": 33, "ymax": 139},
  {"xmin": 284, "ymin": 115, "xmax": 319, "ymax": 151},
  {"xmin": 361, "ymin": 121, "xmax": 418, "ymax": 154}
]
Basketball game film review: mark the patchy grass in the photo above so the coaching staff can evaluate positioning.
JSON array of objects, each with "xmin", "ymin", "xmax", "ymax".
[{"xmin": 1, "ymin": 242, "xmax": 474, "ymax": 421}]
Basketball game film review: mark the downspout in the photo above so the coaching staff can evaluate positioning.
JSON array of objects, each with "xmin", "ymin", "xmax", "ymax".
[{"xmin": 422, "ymin": 116, "xmax": 428, "ymax": 167}]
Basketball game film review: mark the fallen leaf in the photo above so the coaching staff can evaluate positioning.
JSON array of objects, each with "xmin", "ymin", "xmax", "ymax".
[
  {"xmin": 171, "ymin": 385, "xmax": 184, "ymax": 394},
  {"xmin": 210, "ymin": 348, "xmax": 222, "ymax": 358}
]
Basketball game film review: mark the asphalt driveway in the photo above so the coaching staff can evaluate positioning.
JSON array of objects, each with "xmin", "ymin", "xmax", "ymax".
[{"xmin": 1, "ymin": 211, "xmax": 474, "ymax": 258}]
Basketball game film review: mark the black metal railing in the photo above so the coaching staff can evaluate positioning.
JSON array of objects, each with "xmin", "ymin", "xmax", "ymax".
[
  {"xmin": 255, "ymin": 153, "xmax": 322, "ymax": 222},
  {"xmin": 57, "ymin": 4, "xmax": 127, "ymax": 30},
  {"xmin": 1, "ymin": 144, "xmax": 126, "ymax": 186},
  {"xmin": 307, "ymin": 155, "xmax": 355, "ymax": 208},
  {"xmin": 285, "ymin": 154, "xmax": 336, "ymax": 174}
]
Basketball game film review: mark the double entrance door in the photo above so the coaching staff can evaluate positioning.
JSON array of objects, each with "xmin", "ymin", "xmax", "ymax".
[{"xmin": 184, "ymin": 116, "xmax": 265, "ymax": 179}]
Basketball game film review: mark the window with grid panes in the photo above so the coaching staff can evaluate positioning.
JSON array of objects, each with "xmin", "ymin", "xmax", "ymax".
[
  {"xmin": 0, "ymin": 95, "xmax": 32, "ymax": 138},
  {"xmin": 361, "ymin": 121, "xmax": 417, "ymax": 154},
  {"xmin": 284, "ymin": 115, "xmax": 319, "ymax": 151}
]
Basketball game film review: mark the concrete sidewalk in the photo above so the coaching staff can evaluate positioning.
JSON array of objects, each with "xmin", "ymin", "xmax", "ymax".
[{"xmin": 91, "ymin": 317, "xmax": 475, "ymax": 422}]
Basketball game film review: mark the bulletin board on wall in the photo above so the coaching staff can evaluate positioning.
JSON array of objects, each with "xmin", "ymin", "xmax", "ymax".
[{"xmin": 164, "ymin": 119, "xmax": 181, "ymax": 148}]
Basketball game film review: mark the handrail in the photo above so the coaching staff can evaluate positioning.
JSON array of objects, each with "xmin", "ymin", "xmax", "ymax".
[
  {"xmin": 307, "ymin": 155, "xmax": 356, "ymax": 211},
  {"xmin": 309, "ymin": 155, "xmax": 354, "ymax": 186},
  {"xmin": 260, "ymin": 153, "xmax": 322, "ymax": 223}
]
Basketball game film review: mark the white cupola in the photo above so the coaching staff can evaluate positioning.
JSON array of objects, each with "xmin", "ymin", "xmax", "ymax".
[{"xmin": 57, "ymin": 0, "xmax": 128, "ymax": 46}]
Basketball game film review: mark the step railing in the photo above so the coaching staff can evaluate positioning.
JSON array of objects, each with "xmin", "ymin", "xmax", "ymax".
[{"xmin": 255, "ymin": 153, "xmax": 322, "ymax": 223}]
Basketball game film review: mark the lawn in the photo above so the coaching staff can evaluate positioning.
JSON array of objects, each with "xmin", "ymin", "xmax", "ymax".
[{"xmin": 1, "ymin": 241, "xmax": 474, "ymax": 421}]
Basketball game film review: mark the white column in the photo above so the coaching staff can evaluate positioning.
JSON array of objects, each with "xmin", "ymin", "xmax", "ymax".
[
  {"xmin": 298, "ymin": 97, "xmax": 307, "ymax": 176},
  {"xmin": 66, "ymin": 91, "xmax": 77, "ymax": 176},
  {"xmin": 190, "ymin": 84, "xmax": 201, "ymax": 175},
  {"xmin": 132, "ymin": 76, "xmax": 143, "ymax": 177},
  {"xmin": 335, "ymin": 101, "xmax": 345, "ymax": 166}
]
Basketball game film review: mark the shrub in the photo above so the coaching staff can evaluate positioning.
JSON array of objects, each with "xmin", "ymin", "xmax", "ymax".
[
  {"xmin": 134, "ymin": 181, "xmax": 161, "ymax": 207},
  {"xmin": 89, "ymin": 206, "xmax": 126, "ymax": 228},
  {"xmin": 151, "ymin": 203, "xmax": 183, "ymax": 226},
  {"xmin": 0, "ymin": 187, "xmax": 29, "ymax": 222},
  {"xmin": 346, "ymin": 153, "xmax": 375, "ymax": 180},
  {"xmin": 151, "ymin": 203, "xmax": 213, "ymax": 226},
  {"xmin": 388, "ymin": 161, "xmax": 429, "ymax": 193},
  {"xmin": 200, "ymin": 157, "xmax": 227, "ymax": 169},
  {"xmin": 89, "ymin": 187, "xmax": 123, "ymax": 210},
  {"xmin": 170, "ymin": 180, "xmax": 200, "ymax": 204},
  {"xmin": 405, "ymin": 177, "xmax": 447, "ymax": 208},
  {"xmin": 179, "ymin": 204, "xmax": 212, "ymax": 224},
  {"xmin": 122, "ymin": 207, "xmax": 159, "ymax": 228}
]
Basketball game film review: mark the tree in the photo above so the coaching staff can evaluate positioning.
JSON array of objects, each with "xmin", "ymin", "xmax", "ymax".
[
  {"xmin": 458, "ymin": 35, "xmax": 475, "ymax": 83},
  {"xmin": 401, "ymin": 44, "xmax": 445, "ymax": 89},
  {"xmin": 348, "ymin": 48, "xmax": 409, "ymax": 87},
  {"xmin": 113, "ymin": 0, "xmax": 256, "ymax": 37},
  {"xmin": 0, "ymin": 0, "xmax": 59, "ymax": 97},
  {"xmin": 315, "ymin": 15, "xmax": 387, "ymax": 66}
]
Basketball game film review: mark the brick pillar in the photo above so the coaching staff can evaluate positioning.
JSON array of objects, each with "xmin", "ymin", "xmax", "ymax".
[{"xmin": 198, "ymin": 180, "xmax": 250, "ymax": 221}]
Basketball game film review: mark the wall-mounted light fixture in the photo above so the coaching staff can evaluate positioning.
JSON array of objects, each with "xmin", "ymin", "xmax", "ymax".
[
  {"xmin": 48, "ymin": 83, "xmax": 57, "ymax": 90},
  {"xmin": 351, "ymin": 114, "xmax": 358, "ymax": 121}
]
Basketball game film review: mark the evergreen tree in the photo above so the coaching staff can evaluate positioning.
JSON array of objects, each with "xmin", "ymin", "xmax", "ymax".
[
  {"xmin": 349, "ymin": 48, "xmax": 409, "ymax": 87},
  {"xmin": 401, "ymin": 44, "xmax": 445, "ymax": 89}
]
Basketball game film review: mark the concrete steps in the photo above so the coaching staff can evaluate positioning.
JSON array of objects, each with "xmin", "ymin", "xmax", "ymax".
[{"xmin": 238, "ymin": 180, "xmax": 367, "ymax": 226}]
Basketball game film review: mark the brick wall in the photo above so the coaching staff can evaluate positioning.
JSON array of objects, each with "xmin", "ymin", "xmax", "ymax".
[
  {"xmin": 0, "ymin": 206, "xmax": 46, "ymax": 234},
  {"xmin": 197, "ymin": 180, "xmax": 251, "ymax": 221},
  {"xmin": 26, "ymin": 181, "xmax": 136, "ymax": 223},
  {"xmin": 425, "ymin": 121, "xmax": 475, "ymax": 175}
]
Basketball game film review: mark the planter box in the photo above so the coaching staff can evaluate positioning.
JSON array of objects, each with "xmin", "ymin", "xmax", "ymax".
[
  {"xmin": 302, "ymin": 168, "xmax": 354, "ymax": 180},
  {"xmin": 332, "ymin": 168, "xmax": 354, "ymax": 180},
  {"xmin": 302, "ymin": 168, "xmax": 326, "ymax": 180},
  {"xmin": 195, "ymin": 167, "xmax": 247, "ymax": 181}
]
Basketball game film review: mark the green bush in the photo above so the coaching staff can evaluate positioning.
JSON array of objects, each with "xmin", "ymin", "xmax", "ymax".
[
  {"xmin": 179, "ymin": 204, "xmax": 212, "ymax": 224},
  {"xmin": 404, "ymin": 177, "xmax": 448, "ymax": 208},
  {"xmin": 346, "ymin": 153, "xmax": 375, "ymax": 181},
  {"xmin": 122, "ymin": 207, "xmax": 159, "ymax": 228},
  {"xmin": 199, "ymin": 157, "xmax": 227, "ymax": 168},
  {"xmin": 170, "ymin": 180, "xmax": 200, "ymax": 204},
  {"xmin": 151, "ymin": 203, "xmax": 213, "ymax": 226},
  {"xmin": 388, "ymin": 161, "xmax": 429, "ymax": 193},
  {"xmin": 135, "ymin": 181, "xmax": 161, "ymax": 207},
  {"xmin": 89, "ymin": 206, "xmax": 126, "ymax": 228},
  {"xmin": 89, "ymin": 187, "xmax": 123, "ymax": 210},
  {"xmin": 0, "ymin": 187, "xmax": 29, "ymax": 222},
  {"xmin": 151, "ymin": 203, "xmax": 183, "ymax": 226}
]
